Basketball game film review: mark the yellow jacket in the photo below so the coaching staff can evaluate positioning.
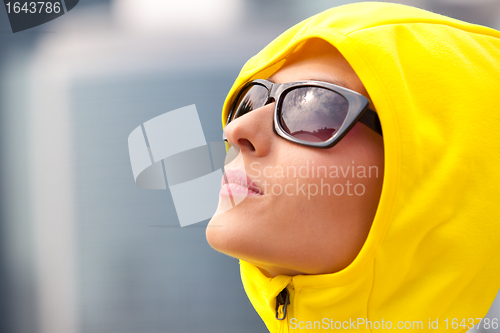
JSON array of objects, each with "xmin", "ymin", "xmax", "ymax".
[{"xmin": 221, "ymin": 2, "xmax": 500, "ymax": 332}]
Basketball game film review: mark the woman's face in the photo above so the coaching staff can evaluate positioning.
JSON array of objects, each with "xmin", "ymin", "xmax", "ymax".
[{"xmin": 206, "ymin": 39, "xmax": 384, "ymax": 277}]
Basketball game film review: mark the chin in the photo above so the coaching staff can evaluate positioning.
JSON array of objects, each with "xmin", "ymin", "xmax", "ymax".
[
  {"xmin": 206, "ymin": 211, "xmax": 248, "ymax": 259},
  {"xmin": 206, "ymin": 213, "xmax": 262, "ymax": 267},
  {"xmin": 205, "ymin": 215, "xmax": 225, "ymax": 252}
]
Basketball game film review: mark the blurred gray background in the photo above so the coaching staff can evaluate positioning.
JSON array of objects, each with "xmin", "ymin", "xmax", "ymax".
[{"xmin": 0, "ymin": 0, "xmax": 499, "ymax": 332}]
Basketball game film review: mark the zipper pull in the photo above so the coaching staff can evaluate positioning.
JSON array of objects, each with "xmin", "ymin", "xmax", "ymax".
[{"xmin": 275, "ymin": 288, "xmax": 290, "ymax": 320}]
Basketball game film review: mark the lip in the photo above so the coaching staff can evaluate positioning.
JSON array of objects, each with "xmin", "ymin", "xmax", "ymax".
[{"xmin": 220, "ymin": 168, "xmax": 263, "ymax": 198}]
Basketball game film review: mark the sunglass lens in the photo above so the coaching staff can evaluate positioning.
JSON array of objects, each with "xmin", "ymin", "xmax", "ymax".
[
  {"xmin": 280, "ymin": 87, "xmax": 348, "ymax": 143},
  {"xmin": 232, "ymin": 84, "xmax": 269, "ymax": 121}
]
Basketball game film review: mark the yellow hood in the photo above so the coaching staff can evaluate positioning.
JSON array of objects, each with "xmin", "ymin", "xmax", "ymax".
[{"xmin": 221, "ymin": 2, "xmax": 500, "ymax": 332}]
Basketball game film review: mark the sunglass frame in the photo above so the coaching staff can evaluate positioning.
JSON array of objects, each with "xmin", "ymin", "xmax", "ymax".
[{"xmin": 226, "ymin": 79, "xmax": 381, "ymax": 148}]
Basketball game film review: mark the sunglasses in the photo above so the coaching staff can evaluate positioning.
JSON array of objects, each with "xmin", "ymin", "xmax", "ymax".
[{"xmin": 224, "ymin": 79, "xmax": 382, "ymax": 148}]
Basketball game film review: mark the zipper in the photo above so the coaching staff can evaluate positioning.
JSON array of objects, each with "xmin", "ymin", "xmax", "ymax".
[
  {"xmin": 275, "ymin": 288, "xmax": 290, "ymax": 320},
  {"xmin": 276, "ymin": 288, "xmax": 290, "ymax": 333}
]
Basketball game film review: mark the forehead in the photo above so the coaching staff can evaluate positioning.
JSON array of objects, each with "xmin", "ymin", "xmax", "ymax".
[{"xmin": 269, "ymin": 38, "xmax": 368, "ymax": 97}]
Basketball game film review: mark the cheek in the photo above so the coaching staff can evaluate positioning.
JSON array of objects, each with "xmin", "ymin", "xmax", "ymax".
[
  {"xmin": 263, "ymin": 131, "xmax": 383, "ymax": 222},
  {"xmin": 278, "ymin": 128, "xmax": 383, "ymax": 245}
]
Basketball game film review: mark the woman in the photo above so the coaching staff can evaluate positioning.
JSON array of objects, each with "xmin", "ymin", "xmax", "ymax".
[{"xmin": 207, "ymin": 2, "xmax": 500, "ymax": 332}]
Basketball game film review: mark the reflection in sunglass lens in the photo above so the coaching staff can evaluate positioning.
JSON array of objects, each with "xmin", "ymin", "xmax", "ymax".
[
  {"xmin": 280, "ymin": 87, "xmax": 348, "ymax": 142},
  {"xmin": 232, "ymin": 84, "xmax": 269, "ymax": 122}
]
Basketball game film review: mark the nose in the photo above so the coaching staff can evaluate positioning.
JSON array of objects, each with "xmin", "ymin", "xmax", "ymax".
[{"xmin": 223, "ymin": 103, "xmax": 275, "ymax": 157}]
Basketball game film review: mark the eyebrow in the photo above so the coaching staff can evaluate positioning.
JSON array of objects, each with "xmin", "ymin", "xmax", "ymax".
[{"xmin": 267, "ymin": 77, "xmax": 351, "ymax": 89}]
